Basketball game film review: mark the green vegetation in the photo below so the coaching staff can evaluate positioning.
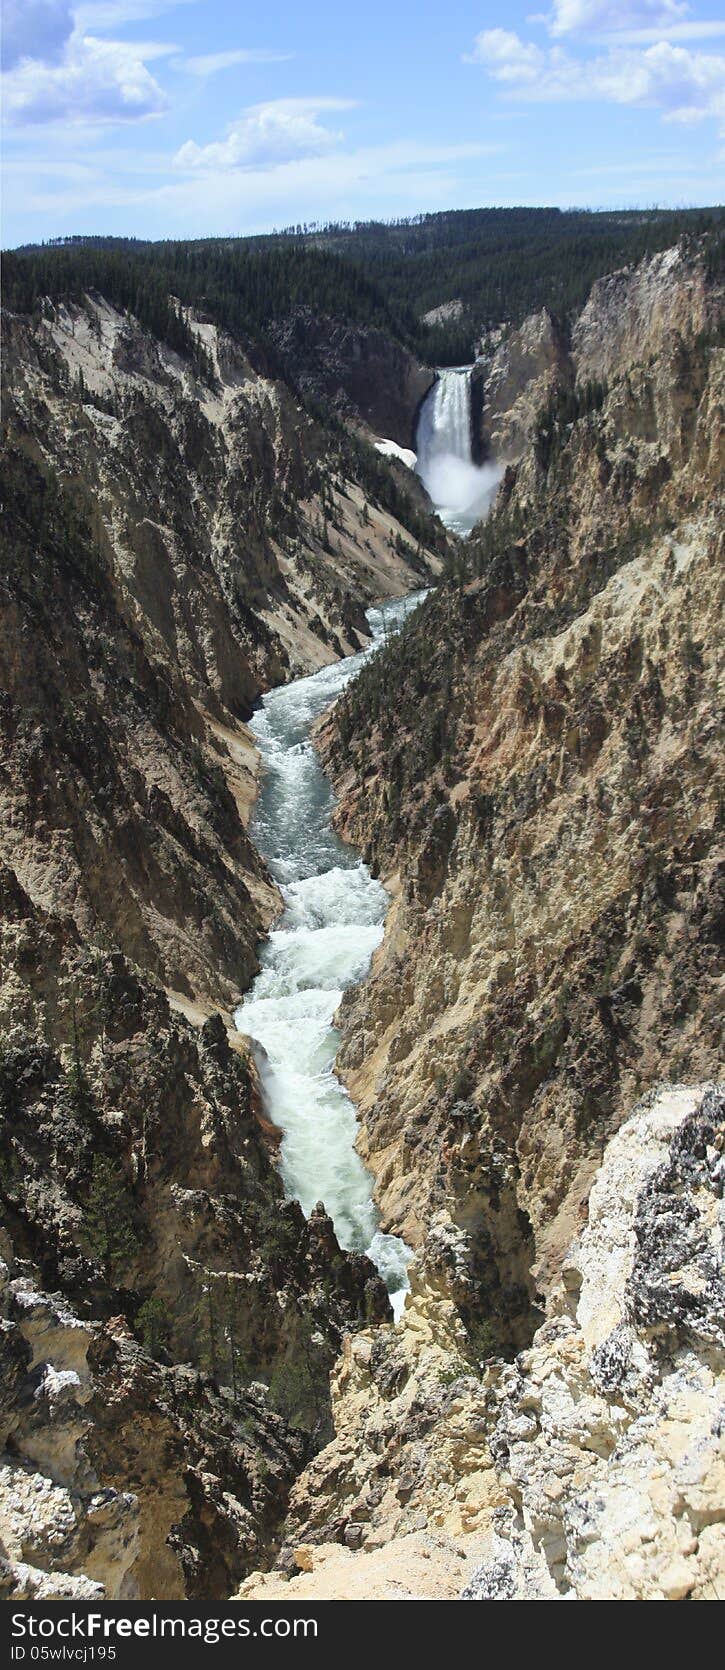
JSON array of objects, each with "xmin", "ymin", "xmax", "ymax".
[
  {"xmin": 466, "ymin": 1316, "xmax": 499, "ymax": 1362},
  {"xmin": 3, "ymin": 238, "xmax": 411, "ymax": 370},
  {"xmin": 314, "ymin": 420, "xmax": 451, "ymax": 560},
  {"xmin": 267, "ymin": 1314, "xmax": 330, "ymax": 1438},
  {"xmin": 6, "ymin": 205, "xmax": 722, "ymax": 369},
  {"xmin": 136, "ymin": 1294, "xmax": 172, "ymax": 1359},
  {"xmin": 298, "ymin": 205, "xmax": 724, "ymax": 360},
  {"xmin": 534, "ymin": 378, "xmax": 608, "ymax": 474},
  {"xmin": 82, "ymin": 1153, "xmax": 139, "ymax": 1281},
  {"xmin": 300, "ymin": 205, "xmax": 717, "ymax": 351}
]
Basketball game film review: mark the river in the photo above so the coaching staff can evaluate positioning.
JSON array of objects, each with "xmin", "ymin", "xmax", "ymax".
[{"xmin": 235, "ymin": 594, "xmax": 424, "ymax": 1319}]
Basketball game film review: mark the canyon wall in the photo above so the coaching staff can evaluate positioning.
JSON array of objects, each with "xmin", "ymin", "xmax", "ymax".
[
  {"xmin": 0, "ymin": 292, "xmax": 440, "ymax": 1597},
  {"xmin": 321, "ymin": 243, "xmax": 723, "ymax": 1348},
  {"xmin": 0, "ymin": 861, "xmax": 391, "ymax": 1600},
  {"xmin": 471, "ymin": 307, "xmax": 570, "ymax": 464},
  {"xmin": 268, "ymin": 308, "xmax": 435, "ymax": 448},
  {"xmin": 1, "ymin": 294, "xmax": 442, "ymax": 1012}
]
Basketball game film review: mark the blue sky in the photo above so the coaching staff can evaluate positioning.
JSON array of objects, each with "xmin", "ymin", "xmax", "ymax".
[{"xmin": 2, "ymin": 0, "xmax": 724, "ymax": 246}]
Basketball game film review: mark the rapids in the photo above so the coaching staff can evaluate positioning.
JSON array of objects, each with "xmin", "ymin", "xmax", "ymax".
[{"xmin": 235, "ymin": 594, "xmax": 424, "ymax": 1318}]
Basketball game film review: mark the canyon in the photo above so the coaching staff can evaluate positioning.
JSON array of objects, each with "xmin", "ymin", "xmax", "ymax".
[
  {"xmin": 0, "ymin": 283, "xmax": 441, "ymax": 1598},
  {"xmin": 1, "ymin": 231, "xmax": 723, "ymax": 1602}
]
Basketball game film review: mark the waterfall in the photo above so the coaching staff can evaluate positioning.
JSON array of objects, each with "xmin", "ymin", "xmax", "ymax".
[{"xmin": 416, "ymin": 366, "xmax": 501, "ymax": 537}]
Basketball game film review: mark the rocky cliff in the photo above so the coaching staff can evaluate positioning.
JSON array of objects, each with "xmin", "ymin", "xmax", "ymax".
[
  {"xmin": 471, "ymin": 307, "xmax": 570, "ymax": 464},
  {"xmin": 0, "ymin": 864, "xmax": 390, "ymax": 1599},
  {"xmin": 321, "ymin": 241, "xmax": 723, "ymax": 1356},
  {"xmin": 241, "ymin": 1083, "xmax": 724, "ymax": 1601},
  {"xmin": 268, "ymin": 308, "xmax": 435, "ymax": 448}
]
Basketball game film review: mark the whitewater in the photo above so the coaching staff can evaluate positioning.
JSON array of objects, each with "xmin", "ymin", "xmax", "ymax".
[
  {"xmin": 416, "ymin": 365, "xmax": 501, "ymax": 537},
  {"xmin": 235, "ymin": 595, "xmax": 424, "ymax": 1318}
]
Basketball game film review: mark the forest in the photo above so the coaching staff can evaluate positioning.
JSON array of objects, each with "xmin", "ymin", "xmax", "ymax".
[{"xmin": 6, "ymin": 204, "xmax": 724, "ymax": 367}]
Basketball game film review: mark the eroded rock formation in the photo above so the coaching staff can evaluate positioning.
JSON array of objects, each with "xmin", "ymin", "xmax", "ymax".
[
  {"xmin": 240, "ymin": 1083, "xmax": 725, "ymax": 1601},
  {"xmin": 268, "ymin": 309, "xmax": 435, "ymax": 448},
  {"xmin": 471, "ymin": 307, "xmax": 570, "ymax": 464}
]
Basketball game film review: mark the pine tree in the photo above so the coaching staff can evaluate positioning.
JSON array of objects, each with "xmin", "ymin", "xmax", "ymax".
[
  {"xmin": 83, "ymin": 1154, "xmax": 138, "ymax": 1281},
  {"xmin": 136, "ymin": 1295, "xmax": 171, "ymax": 1358}
]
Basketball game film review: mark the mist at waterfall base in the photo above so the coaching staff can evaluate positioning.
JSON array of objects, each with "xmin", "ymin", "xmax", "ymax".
[
  {"xmin": 235, "ymin": 597, "xmax": 423, "ymax": 1319},
  {"xmin": 416, "ymin": 366, "xmax": 502, "ymax": 537}
]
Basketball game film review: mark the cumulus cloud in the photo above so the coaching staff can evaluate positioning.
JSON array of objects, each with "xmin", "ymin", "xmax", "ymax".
[
  {"xmin": 469, "ymin": 28, "xmax": 725, "ymax": 124},
  {"xmin": 546, "ymin": 0, "xmax": 689, "ymax": 35},
  {"xmin": 595, "ymin": 39, "xmax": 725, "ymax": 117},
  {"xmin": 473, "ymin": 29, "xmax": 543, "ymax": 83},
  {"xmin": 182, "ymin": 49, "xmax": 293, "ymax": 77},
  {"xmin": 2, "ymin": 34, "xmax": 170, "ymax": 124},
  {"xmin": 174, "ymin": 98, "xmax": 357, "ymax": 171}
]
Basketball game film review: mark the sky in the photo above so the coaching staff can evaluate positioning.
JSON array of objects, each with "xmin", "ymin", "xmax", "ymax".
[{"xmin": 2, "ymin": 0, "xmax": 724, "ymax": 246}]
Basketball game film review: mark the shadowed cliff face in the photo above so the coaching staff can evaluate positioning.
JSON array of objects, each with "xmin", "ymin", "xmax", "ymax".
[
  {"xmin": 320, "ymin": 244, "xmax": 724, "ymax": 1349},
  {"xmin": 268, "ymin": 308, "xmax": 435, "ymax": 448}
]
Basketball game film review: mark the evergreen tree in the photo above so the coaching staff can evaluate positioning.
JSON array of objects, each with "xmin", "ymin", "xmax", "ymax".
[{"xmin": 83, "ymin": 1154, "xmax": 138, "ymax": 1281}]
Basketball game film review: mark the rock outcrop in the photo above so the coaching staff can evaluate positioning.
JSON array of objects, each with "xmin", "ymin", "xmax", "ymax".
[
  {"xmin": 0, "ymin": 872, "xmax": 389, "ymax": 1598},
  {"xmin": 0, "ymin": 1261, "xmax": 306, "ymax": 1602},
  {"xmin": 571, "ymin": 243, "xmax": 716, "ymax": 386},
  {"xmin": 471, "ymin": 307, "xmax": 570, "ymax": 463},
  {"xmin": 240, "ymin": 1083, "xmax": 725, "ymax": 1601}
]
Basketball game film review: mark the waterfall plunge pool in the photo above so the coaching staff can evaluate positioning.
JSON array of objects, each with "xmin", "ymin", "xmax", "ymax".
[{"xmin": 235, "ymin": 594, "xmax": 425, "ymax": 1320}]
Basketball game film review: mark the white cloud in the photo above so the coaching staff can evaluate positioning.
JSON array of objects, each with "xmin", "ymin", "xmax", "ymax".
[
  {"xmin": 182, "ymin": 49, "xmax": 293, "ymax": 77},
  {"xmin": 2, "ymin": 34, "xmax": 170, "ymax": 123},
  {"xmin": 471, "ymin": 29, "xmax": 543, "ymax": 81},
  {"xmin": 174, "ymin": 98, "xmax": 358, "ymax": 171},
  {"xmin": 470, "ymin": 28, "xmax": 725, "ymax": 123},
  {"xmin": 546, "ymin": 1, "xmax": 689, "ymax": 34},
  {"xmin": 17, "ymin": 138, "xmax": 497, "ymax": 225},
  {"xmin": 597, "ymin": 39, "xmax": 725, "ymax": 116},
  {"xmin": 608, "ymin": 21, "xmax": 725, "ymax": 42},
  {"xmin": 1, "ymin": 0, "xmax": 74, "ymax": 70}
]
